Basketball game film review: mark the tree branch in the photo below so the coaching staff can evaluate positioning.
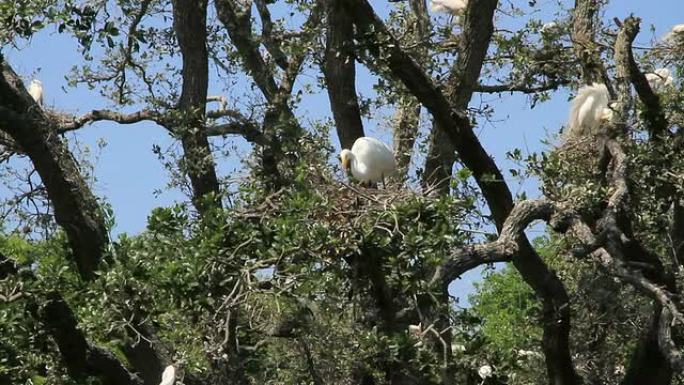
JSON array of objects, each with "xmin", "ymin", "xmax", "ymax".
[
  {"xmin": 324, "ymin": 0, "xmax": 365, "ymax": 150},
  {"xmin": 172, "ymin": 0, "xmax": 221, "ymax": 211},
  {"xmin": 614, "ymin": 16, "xmax": 668, "ymax": 138},
  {"xmin": 57, "ymin": 109, "xmax": 163, "ymax": 133},
  {"xmin": 474, "ymin": 79, "xmax": 571, "ymax": 94},
  {"xmin": 0, "ymin": 60, "xmax": 108, "ymax": 280}
]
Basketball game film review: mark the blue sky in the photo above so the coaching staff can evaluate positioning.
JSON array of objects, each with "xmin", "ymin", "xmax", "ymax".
[{"xmin": 3, "ymin": 0, "xmax": 682, "ymax": 301}]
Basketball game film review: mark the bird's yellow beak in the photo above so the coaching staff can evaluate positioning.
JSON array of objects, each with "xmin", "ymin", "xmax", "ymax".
[{"xmin": 341, "ymin": 156, "xmax": 350, "ymax": 171}]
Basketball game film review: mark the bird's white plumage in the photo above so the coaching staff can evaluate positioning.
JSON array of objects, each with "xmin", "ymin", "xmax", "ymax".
[
  {"xmin": 340, "ymin": 137, "xmax": 396, "ymax": 184},
  {"xmin": 408, "ymin": 324, "xmax": 422, "ymax": 337},
  {"xmin": 646, "ymin": 68, "xmax": 674, "ymax": 91},
  {"xmin": 665, "ymin": 24, "xmax": 684, "ymax": 41},
  {"xmin": 430, "ymin": 0, "xmax": 468, "ymax": 15},
  {"xmin": 566, "ymin": 83, "xmax": 609, "ymax": 137},
  {"xmin": 28, "ymin": 79, "xmax": 43, "ymax": 106},
  {"xmin": 478, "ymin": 365, "xmax": 493, "ymax": 379},
  {"xmin": 159, "ymin": 365, "xmax": 175, "ymax": 385},
  {"xmin": 540, "ymin": 21, "xmax": 557, "ymax": 34}
]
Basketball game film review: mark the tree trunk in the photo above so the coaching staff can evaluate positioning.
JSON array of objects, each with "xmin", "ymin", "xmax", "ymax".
[
  {"xmin": 0, "ymin": 60, "xmax": 108, "ymax": 280},
  {"xmin": 324, "ymin": 0, "xmax": 365, "ymax": 150},
  {"xmin": 172, "ymin": 0, "xmax": 221, "ymax": 212}
]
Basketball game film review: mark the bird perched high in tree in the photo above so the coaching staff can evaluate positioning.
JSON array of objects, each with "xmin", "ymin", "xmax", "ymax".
[
  {"xmin": 566, "ymin": 83, "xmax": 612, "ymax": 138},
  {"xmin": 664, "ymin": 24, "xmax": 684, "ymax": 42},
  {"xmin": 27, "ymin": 79, "xmax": 43, "ymax": 106},
  {"xmin": 430, "ymin": 0, "xmax": 468, "ymax": 16},
  {"xmin": 646, "ymin": 68, "xmax": 674, "ymax": 91},
  {"xmin": 340, "ymin": 137, "xmax": 397, "ymax": 186}
]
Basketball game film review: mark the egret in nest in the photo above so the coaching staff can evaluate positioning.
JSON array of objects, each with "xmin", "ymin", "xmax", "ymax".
[
  {"xmin": 566, "ymin": 83, "xmax": 612, "ymax": 138},
  {"xmin": 430, "ymin": 0, "xmax": 468, "ymax": 16},
  {"xmin": 340, "ymin": 137, "xmax": 397, "ymax": 187},
  {"xmin": 646, "ymin": 68, "xmax": 674, "ymax": 91},
  {"xmin": 28, "ymin": 79, "xmax": 43, "ymax": 106},
  {"xmin": 159, "ymin": 365, "xmax": 175, "ymax": 385}
]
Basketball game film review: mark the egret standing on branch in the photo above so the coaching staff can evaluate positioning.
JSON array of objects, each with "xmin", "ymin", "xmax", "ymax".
[
  {"xmin": 340, "ymin": 137, "xmax": 397, "ymax": 187},
  {"xmin": 566, "ymin": 83, "xmax": 612, "ymax": 137},
  {"xmin": 430, "ymin": 0, "xmax": 468, "ymax": 16},
  {"xmin": 27, "ymin": 79, "xmax": 43, "ymax": 106},
  {"xmin": 159, "ymin": 365, "xmax": 175, "ymax": 385},
  {"xmin": 645, "ymin": 68, "xmax": 674, "ymax": 91}
]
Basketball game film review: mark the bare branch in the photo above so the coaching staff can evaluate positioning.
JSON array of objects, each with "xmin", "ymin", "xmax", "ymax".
[
  {"xmin": 57, "ymin": 109, "xmax": 163, "ymax": 133},
  {"xmin": 474, "ymin": 79, "xmax": 571, "ymax": 94}
]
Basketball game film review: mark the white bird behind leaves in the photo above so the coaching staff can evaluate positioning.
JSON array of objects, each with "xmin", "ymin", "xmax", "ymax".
[
  {"xmin": 664, "ymin": 24, "xmax": 684, "ymax": 42},
  {"xmin": 28, "ymin": 79, "xmax": 43, "ymax": 106},
  {"xmin": 430, "ymin": 0, "xmax": 468, "ymax": 16},
  {"xmin": 645, "ymin": 68, "xmax": 674, "ymax": 91},
  {"xmin": 340, "ymin": 137, "xmax": 396, "ymax": 185},
  {"xmin": 566, "ymin": 83, "xmax": 610, "ymax": 138},
  {"xmin": 159, "ymin": 365, "xmax": 175, "ymax": 385}
]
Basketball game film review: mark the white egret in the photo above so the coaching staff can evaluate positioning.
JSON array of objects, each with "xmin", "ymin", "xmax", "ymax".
[
  {"xmin": 566, "ymin": 83, "xmax": 610, "ymax": 137},
  {"xmin": 645, "ymin": 68, "xmax": 674, "ymax": 91},
  {"xmin": 159, "ymin": 365, "xmax": 175, "ymax": 385},
  {"xmin": 408, "ymin": 323, "xmax": 422, "ymax": 337},
  {"xmin": 27, "ymin": 79, "xmax": 43, "ymax": 106},
  {"xmin": 478, "ymin": 364, "xmax": 493, "ymax": 379},
  {"xmin": 340, "ymin": 137, "xmax": 396, "ymax": 186},
  {"xmin": 430, "ymin": 0, "xmax": 468, "ymax": 16},
  {"xmin": 665, "ymin": 24, "xmax": 684, "ymax": 41},
  {"xmin": 541, "ymin": 21, "xmax": 558, "ymax": 34}
]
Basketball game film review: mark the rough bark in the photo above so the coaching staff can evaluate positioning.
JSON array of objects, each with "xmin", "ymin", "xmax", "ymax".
[
  {"xmin": 572, "ymin": 0, "xmax": 602, "ymax": 85},
  {"xmin": 0, "ymin": 60, "xmax": 108, "ymax": 280},
  {"xmin": 324, "ymin": 0, "xmax": 366, "ymax": 150},
  {"xmin": 171, "ymin": 0, "xmax": 221, "ymax": 211},
  {"xmin": 423, "ymin": 0, "xmax": 497, "ymax": 195}
]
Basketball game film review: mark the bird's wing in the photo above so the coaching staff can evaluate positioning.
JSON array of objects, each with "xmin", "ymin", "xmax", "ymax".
[{"xmin": 568, "ymin": 84, "xmax": 608, "ymax": 136}]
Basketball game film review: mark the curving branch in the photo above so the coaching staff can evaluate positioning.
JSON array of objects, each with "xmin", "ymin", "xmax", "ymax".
[
  {"xmin": 613, "ymin": 16, "xmax": 668, "ymax": 138},
  {"xmin": 57, "ymin": 109, "xmax": 164, "ymax": 133},
  {"xmin": 433, "ymin": 199, "xmax": 556, "ymax": 285},
  {"xmin": 0, "ymin": 60, "xmax": 108, "ymax": 280}
]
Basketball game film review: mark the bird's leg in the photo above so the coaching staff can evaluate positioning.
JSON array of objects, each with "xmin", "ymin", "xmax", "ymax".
[{"xmin": 381, "ymin": 173, "xmax": 386, "ymax": 189}]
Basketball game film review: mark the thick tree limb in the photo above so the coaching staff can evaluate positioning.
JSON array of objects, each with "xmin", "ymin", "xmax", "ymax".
[
  {"xmin": 57, "ymin": 109, "xmax": 164, "ymax": 133},
  {"xmin": 423, "ymin": 0, "xmax": 499, "ymax": 195},
  {"xmin": 324, "ymin": 0, "xmax": 365, "ymax": 150},
  {"xmin": 172, "ymin": 0, "xmax": 221, "ymax": 211},
  {"xmin": 0, "ymin": 60, "xmax": 108, "ymax": 280},
  {"xmin": 572, "ymin": 0, "xmax": 603, "ymax": 85},
  {"xmin": 206, "ymin": 122, "xmax": 268, "ymax": 145},
  {"xmin": 215, "ymin": 0, "xmax": 279, "ymax": 102},
  {"xmin": 433, "ymin": 199, "xmax": 556, "ymax": 284},
  {"xmin": 613, "ymin": 16, "xmax": 668, "ymax": 138},
  {"xmin": 254, "ymin": 0, "xmax": 290, "ymax": 70}
]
